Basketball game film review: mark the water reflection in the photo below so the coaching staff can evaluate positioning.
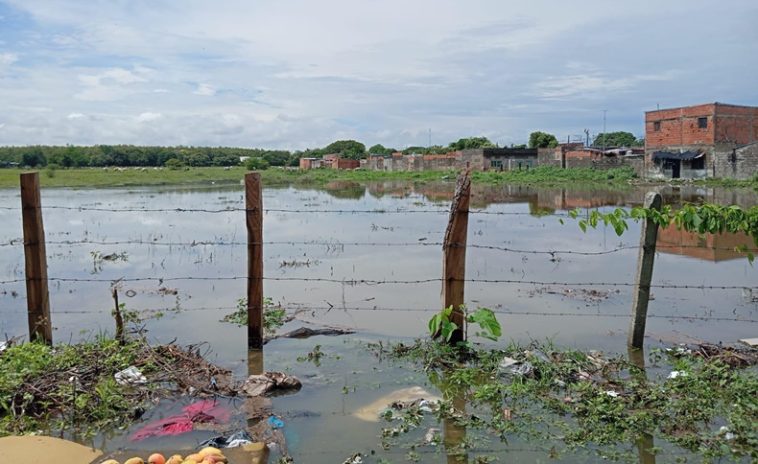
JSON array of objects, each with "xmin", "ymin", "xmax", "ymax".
[
  {"xmin": 0, "ymin": 181, "xmax": 756, "ymax": 357},
  {"xmin": 627, "ymin": 348, "xmax": 656, "ymax": 464}
]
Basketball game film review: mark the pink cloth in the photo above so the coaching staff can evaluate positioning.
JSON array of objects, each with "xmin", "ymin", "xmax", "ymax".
[{"xmin": 130, "ymin": 399, "xmax": 232, "ymax": 441}]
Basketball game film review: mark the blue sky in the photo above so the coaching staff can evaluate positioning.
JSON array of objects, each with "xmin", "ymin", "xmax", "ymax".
[{"xmin": 0, "ymin": 0, "xmax": 756, "ymax": 149}]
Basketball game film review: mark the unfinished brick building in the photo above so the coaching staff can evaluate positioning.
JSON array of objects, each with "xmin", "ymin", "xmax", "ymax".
[{"xmin": 645, "ymin": 102, "xmax": 758, "ymax": 179}]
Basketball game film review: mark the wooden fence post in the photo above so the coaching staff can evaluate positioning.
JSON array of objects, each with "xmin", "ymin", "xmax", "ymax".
[
  {"xmin": 628, "ymin": 192, "xmax": 662, "ymax": 349},
  {"xmin": 442, "ymin": 170, "xmax": 471, "ymax": 344},
  {"xmin": 246, "ymin": 172, "xmax": 264, "ymax": 349},
  {"xmin": 20, "ymin": 172, "xmax": 52, "ymax": 345}
]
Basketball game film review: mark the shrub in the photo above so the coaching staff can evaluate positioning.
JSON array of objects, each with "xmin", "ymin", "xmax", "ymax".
[
  {"xmin": 45, "ymin": 164, "xmax": 59, "ymax": 178},
  {"xmin": 246, "ymin": 157, "xmax": 270, "ymax": 171},
  {"xmin": 164, "ymin": 158, "xmax": 185, "ymax": 170}
]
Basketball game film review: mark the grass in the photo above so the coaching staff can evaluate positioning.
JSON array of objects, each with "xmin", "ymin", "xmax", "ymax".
[
  {"xmin": 0, "ymin": 337, "xmax": 154, "ymax": 437},
  {"xmin": 0, "ymin": 165, "xmax": 755, "ymax": 190},
  {"xmin": 0, "ymin": 336, "xmax": 231, "ymax": 438}
]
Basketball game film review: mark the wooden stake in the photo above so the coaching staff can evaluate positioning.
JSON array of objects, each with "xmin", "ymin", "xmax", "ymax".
[
  {"xmin": 442, "ymin": 170, "xmax": 471, "ymax": 344},
  {"xmin": 246, "ymin": 172, "xmax": 264, "ymax": 349},
  {"xmin": 628, "ymin": 192, "xmax": 662, "ymax": 349},
  {"xmin": 111, "ymin": 286, "xmax": 125, "ymax": 345},
  {"xmin": 20, "ymin": 172, "xmax": 52, "ymax": 345}
]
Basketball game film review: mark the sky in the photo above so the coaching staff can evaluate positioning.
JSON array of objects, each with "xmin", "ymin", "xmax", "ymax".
[{"xmin": 0, "ymin": 0, "xmax": 756, "ymax": 150}]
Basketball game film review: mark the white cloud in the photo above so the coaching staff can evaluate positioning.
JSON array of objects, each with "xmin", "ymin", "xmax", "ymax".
[
  {"xmin": 75, "ymin": 67, "xmax": 151, "ymax": 101},
  {"xmin": 136, "ymin": 112, "xmax": 162, "ymax": 122},
  {"xmin": 0, "ymin": 52, "xmax": 17, "ymax": 65},
  {"xmin": 193, "ymin": 83, "xmax": 216, "ymax": 96},
  {"xmin": 0, "ymin": 0, "xmax": 754, "ymax": 147},
  {"xmin": 67, "ymin": 112, "xmax": 85, "ymax": 119},
  {"xmin": 534, "ymin": 72, "xmax": 677, "ymax": 100}
]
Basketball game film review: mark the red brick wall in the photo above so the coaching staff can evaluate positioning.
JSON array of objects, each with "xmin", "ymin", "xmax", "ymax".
[
  {"xmin": 565, "ymin": 149, "xmax": 601, "ymax": 160},
  {"xmin": 646, "ymin": 103, "xmax": 758, "ymax": 150},
  {"xmin": 645, "ymin": 103, "xmax": 716, "ymax": 149},
  {"xmin": 713, "ymin": 104, "xmax": 758, "ymax": 145},
  {"xmin": 335, "ymin": 159, "xmax": 360, "ymax": 170}
]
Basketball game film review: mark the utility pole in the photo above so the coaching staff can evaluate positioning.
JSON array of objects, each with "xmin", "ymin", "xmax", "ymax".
[
  {"xmin": 602, "ymin": 110, "xmax": 607, "ymax": 151},
  {"xmin": 428, "ymin": 128, "xmax": 432, "ymax": 148},
  {"xmin": 584, "ymin": 129, "xmax": 590, "ymax": 147}
]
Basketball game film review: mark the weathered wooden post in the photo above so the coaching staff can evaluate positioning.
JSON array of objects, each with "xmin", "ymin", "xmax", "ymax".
[
  {"xmin": 111, "ymin": 286, "xmax": 125, "ymax": 345},
  {"xmin": 246, "ymin": 172, "xmax": 264, "ymax": 349},
  {"xmin": 20, "ymin": 172, "xmax": 52, "ymax": 345},
  {"xmin": 442, "ymin": 170, "xmax": 471, "ymax": 344},
  {"xmin": 628, "ymin": 192, "xmax": 662, "ymax": 349}
]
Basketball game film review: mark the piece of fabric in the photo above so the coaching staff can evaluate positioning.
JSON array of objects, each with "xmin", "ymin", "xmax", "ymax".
[
  {"xmin": 652, "ymin": 150, "xmax": 703, "ymax": 161},
  {"xmin": 130, "ymin": 399, "xmax": 231, "ymax": 441}
]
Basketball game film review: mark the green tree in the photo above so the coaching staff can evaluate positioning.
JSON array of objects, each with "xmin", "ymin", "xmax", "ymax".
[
  {"xmin": 448, "ymin": 137, "xmax": 494, "ymax": 150},
  {"xmin": 261, "ymin": 150, "xmax": 291, "ymax": 166},
  {"xmin": 528, "ymin": 131, "xmax": 559, "ymax": 149},
  {"xmin": 592, "ymin": 131, "xmax": 639, "ymax": 148},
  {"xmin": 323, "ymin": 140, "xmax": 366, "ymax": 160},
  {"xmin": 368, "ymin": 144, "xmax": 393, "ymax": 155},
  {"xmin": 22, "ymin": 148, "xmax": 46, "ymax": 167}
]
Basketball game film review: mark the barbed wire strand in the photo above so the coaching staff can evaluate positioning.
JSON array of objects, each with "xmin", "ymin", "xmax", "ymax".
[
  {"xmin": 0, "ymin": 205, "xmax": 575, "ymax": 216},
  {"xmin": 1, "ymin": 303, "xmax": 754, "ymax": 323},
  {"xmin": 0, "ymin": 239, "xmax": 651, "ymax": 256},
  {"xmin": 1, "ymin": 275, "xmax": 755, "ymax": 290}
]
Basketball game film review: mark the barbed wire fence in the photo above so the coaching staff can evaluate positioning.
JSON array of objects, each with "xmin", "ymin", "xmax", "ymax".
[{"xmin": 2, "ymin": 172, "xmax": 757, "ymax": 348}]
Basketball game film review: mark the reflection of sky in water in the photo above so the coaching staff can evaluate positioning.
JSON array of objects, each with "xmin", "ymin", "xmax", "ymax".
[{"xmin": 0, "ymin": 183, "xmax": 756, "ymax": 363}]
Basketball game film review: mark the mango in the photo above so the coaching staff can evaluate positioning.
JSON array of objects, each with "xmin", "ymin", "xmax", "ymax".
[
  {"xmin": 124, "ymin": 458, "xmax": 144, "ymax": 464},
  {"xmin": 148, "ymin": 453, "xmax": 166, "ymax": 464},
  {"xmin": 166, "ymin": 455, "xmax": 183, "ymax": 464},
  {"xmin": 100, "ymin": 460, "xmax": 120, "ymax": 464},
  {"xmin": 201, "ymin": 456, "xmax": 227, "ymax": 464},
  {"xmin": 198, "ymin": 447, "xmax": 222, "ymax": 458}
]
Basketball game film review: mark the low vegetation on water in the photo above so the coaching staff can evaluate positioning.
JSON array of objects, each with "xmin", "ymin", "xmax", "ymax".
[
  {"xmin": 221, "ymin": 297, "xmax": 287, "ymax": 335},
  {"xmin": 370, "ymin": 339, "xmax": 758, "ymax": 462}
]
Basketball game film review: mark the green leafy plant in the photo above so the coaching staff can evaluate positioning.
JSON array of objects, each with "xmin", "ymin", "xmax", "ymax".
[
  {"xmin": 429, "ymin": 306, "xmax": 459, "ymax": 342},
  {"xmin": 565, "ymin": 203, "xmax": 758, "ymax": 263},
  {"xmin": 222, "ymin": 297, "xmax": 286, "ymax": 334},
  {"xmin": 428, "ymin": 306, "xmax": 501, "ymax": 342}
]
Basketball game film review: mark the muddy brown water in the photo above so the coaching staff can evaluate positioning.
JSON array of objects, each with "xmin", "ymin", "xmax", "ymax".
[{"xmin": 1, "ymin": 181, "xmax": 756, "ymax": 462}]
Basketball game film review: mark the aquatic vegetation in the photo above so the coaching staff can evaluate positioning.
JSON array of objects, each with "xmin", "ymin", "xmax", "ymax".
[
  {"xmin": 221, "ymin": 297, "xmax": 287, "ymax": 334},
  {"xmin": 368, "ymin": 339, "xmax": 758, "ymax": 461}
]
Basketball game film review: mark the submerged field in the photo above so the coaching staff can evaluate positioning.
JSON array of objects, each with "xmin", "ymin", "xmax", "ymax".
[{"xmin": 1, "ymin": 180, "xmax": 757, "ymax": 462}]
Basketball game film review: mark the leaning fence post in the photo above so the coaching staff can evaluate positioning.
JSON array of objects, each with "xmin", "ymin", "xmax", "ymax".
[
  {"xmin": 628, "ymin": 192, "xmax": 662, "ymax": 349},
  {"xmin": 246, "ymin": 172, "xmax": 264, "ymax": 349},
  {"xmin": 442, "ymin": 170, "xmax": 471, "ymax": 344},
  {"xmin": 20, "ymin": 172, "xmax": 52, "ymax": 345}
]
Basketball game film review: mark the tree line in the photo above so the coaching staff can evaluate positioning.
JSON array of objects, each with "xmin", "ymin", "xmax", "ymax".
[{"xmin": 0, "ymin": 132, "xmax": 643, "ymax": 168}]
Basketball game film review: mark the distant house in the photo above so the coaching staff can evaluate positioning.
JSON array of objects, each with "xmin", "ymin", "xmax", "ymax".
[
  {"xmin": 645, "ymin": 102, "xmax": 758, "ymax": 179},
  {"xmin": 299, "ymin": 157, "xmax": 322, "ymax": 170},
  {"xmin": 481, "ymin": 148, "xmax": 538, "ymax": 171},
  {"xmin": 300, "ymin": 155, "xmax": 359, "ymax": 170}
]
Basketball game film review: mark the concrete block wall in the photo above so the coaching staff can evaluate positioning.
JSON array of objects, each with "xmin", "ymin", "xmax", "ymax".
[{"xmin": 713, "ymin": 143, "xmax": 758, "ymax": 180}]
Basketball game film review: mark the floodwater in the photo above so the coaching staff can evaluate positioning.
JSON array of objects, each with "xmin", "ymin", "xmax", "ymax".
[{"xmin": 0, "ymin": 180, "xmax": 757, "ymax": 462}]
